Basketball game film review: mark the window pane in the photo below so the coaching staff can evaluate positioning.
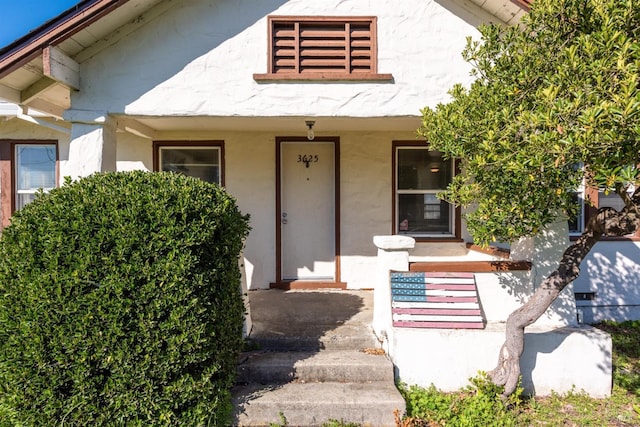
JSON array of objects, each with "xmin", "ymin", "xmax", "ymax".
[
  {"xmin": 598, "ymin": 190, "xmax": 637, "ymax": 236},
  {"xmin": 16, "ymin": 145, "xmax": 56, "ymax": 191},
  {"xmin": 398, "ymin": 193, "xmax": 451, "ymax": 234},
  {"xmin": 160, "ymin": 147, "xmax": 220, "ymax": 184},
  {"xmin": 398, "ymin": 149, "xmax": 451, "ymax": 190},
  {"xmin": 567, "ymin": 192, "xmax": 584, "ymax": 234},
  {"xmin": 15, "ymin": 193, "xmax": 37, "ymax": 211}
]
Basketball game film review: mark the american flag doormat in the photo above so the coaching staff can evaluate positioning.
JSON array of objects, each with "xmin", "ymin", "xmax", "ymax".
[{"xmin": 390, "ymin": 271, "xmax": 485, "ymax": 329}]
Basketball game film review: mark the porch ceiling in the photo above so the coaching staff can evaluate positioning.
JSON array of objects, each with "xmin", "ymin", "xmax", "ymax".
[{"xmin": 124, "ymin": 115, "xmax": 424, "ymax": 136}]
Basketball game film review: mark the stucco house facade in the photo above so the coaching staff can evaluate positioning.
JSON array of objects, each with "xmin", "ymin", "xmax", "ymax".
[{"xmin": 0, "ymin": 0, "xmax": 637, "ymax": 324}]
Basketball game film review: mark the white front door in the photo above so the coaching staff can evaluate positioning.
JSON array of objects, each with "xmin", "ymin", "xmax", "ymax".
[{"xmin": 280, "ymin": 141, "xmax": 335, "ymax": 280}]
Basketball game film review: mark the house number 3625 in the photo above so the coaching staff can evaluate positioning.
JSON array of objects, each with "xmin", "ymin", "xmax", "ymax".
[{"xmin": 298, "ymin": 154, "xmax": 319, "ymax": 168}]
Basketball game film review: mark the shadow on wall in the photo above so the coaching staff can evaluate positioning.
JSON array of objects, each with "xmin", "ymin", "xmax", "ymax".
[
  {"xmin": 519, "ymin": 326, "xmax": 612, "ymax": 396},
  {"xmin": 495, "ymin": 271, "xmax": 577, "ymax": 325},
  {"xmin": 74, "ymin": 0, "xmax": 289, "ymax": 112},
  {"xmin": 497, "ymin": 221, "xmax": 578, "ymax": 325},
  {"xmin": 575, "ymin": 243, "xmax": 640, "ymax": 323}
]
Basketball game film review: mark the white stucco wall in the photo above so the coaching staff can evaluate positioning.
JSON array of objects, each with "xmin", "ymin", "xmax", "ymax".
[
  {"xmin": 341, "ymin": 131, "xmax": 398, "ymax": 288},
  {"xmin": 224, "ymin": 134, "xmax": 277, "ymax": 290},
  {"xmin": 573, "ymin": 241, "xmax": 640, "ymax": 323},
  {"xmin": 391, "ymin": 324, "xmax": 612, "ymax": 397},
  {"xmin": 71, "ymin": 0, "xmax": 491, "ymax": 117},
  {"xmin": 0, "ymin": 118, "xmax": 70, "ymax": 161},
  {"xmin": 0, "ymin": 118, "xmax": 71, "ymax": 181},
  {"xmin": 113, "ymin": 129, "xmax": 413, "ymax": 290},
  {"xmin": 115, "ymin": 132, "xmax": 153, "ymax": 172}
]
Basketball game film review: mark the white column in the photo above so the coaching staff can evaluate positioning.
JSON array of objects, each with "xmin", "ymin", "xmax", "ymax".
[
  {"xmin": 239, "ymin": 251, "xmax": 252, "ymax": 337},
  {"xmin": 372, "ymin": 235, "xmax": 415, "ymax": 339},
  {"xmin": 61, "ymin": 110, "xmax": 117, "ymax": 180}
]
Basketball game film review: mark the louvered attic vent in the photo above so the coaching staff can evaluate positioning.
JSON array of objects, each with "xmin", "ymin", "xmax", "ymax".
[{"xmin": 253, "ymin": 16, "xmax": 393, "ymax": 81}]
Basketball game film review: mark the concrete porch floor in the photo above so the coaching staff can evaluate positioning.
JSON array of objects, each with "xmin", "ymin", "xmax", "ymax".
[{"xmin": 245, "ymin": 289, "xmax": 377, "ymax": 349}]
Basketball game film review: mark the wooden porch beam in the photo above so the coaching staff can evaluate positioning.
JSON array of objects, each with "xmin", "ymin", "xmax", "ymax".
[
  {"xmin": 116, "ymin": 118, "xmax": 157, "ymax": 140},
  {"xmin": 409, "ymin": 260, "xmax": 532, "ymax": 272},
  {"xmin": 22, "ymin": 98, "xmax": 66, "ymax": 120},
  {"xmin": 20, "ymin": 77, "xmax": 57, "ymax": 104},
  {"xmin": 43, "ymin": 46, "xmax": 80, "ymax": 90},
  {"xmin": 0, "ymin": 83, "xmax": 21, "ymax": 104},
  {"xmin": 0, "ymin": 0, "xmax": 129, "ymax": 79}
]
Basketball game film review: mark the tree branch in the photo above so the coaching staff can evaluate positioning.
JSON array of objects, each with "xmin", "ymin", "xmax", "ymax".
[{"xmin": 490, "ymin": 202, "xmax": 640, "ymax": 397}]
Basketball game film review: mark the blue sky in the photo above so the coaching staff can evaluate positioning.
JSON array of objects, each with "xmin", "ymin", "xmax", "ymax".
[{"xmin": 0, "ymin": 1, "xmax": 80, "ymax": 48}]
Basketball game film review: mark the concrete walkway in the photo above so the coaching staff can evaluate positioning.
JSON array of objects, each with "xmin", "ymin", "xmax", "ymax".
[{"xmin": 232, "ymin": 289, "xmax": 405, "ymax": 426}]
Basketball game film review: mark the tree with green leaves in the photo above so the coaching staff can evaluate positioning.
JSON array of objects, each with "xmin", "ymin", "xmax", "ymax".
[{"xmin": 419, "ymin": 0, "xmax": 640, "ymax": 397}]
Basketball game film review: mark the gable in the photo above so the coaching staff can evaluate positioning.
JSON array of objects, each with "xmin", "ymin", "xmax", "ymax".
[{"xmin": 0, "ymin": 0, "xmax": 530, "ymax": 120}]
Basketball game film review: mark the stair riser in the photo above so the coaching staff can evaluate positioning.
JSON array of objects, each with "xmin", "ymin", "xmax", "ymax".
[
  {"xmin": 251, "ymin": 335, "xmax": 378, "ymax": 351},
  {"xmin": 237, "ymin": 363, "xmax": 394, "ymax": 384},
  {"xmin": 234, "ymin": 404, "xmax": 399, "ymax": 427},
  {"xmin": 232, "ymin": 382, "xmax": 404, "ymax": 427}
]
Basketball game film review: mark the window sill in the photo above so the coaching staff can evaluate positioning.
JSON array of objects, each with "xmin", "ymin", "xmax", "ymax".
[
  {"xmin": 465, "ymin": 243, "xmax": 511, "ymax": 259},
  {"xmin": 408, "ymin": 260, "xmax": 532, "ymax": 272},
  {"xmin": 253, "ymin": 72, "xmax": 394, "ymax": 82},
  {"xmin": 412, "ymin": 237, "xmax": 464, "ymax": 243}
]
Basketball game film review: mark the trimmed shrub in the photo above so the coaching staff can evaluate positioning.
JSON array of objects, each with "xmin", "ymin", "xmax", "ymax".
[{"xmin": 0, "ymin": 171, "xmax": 250, "ymax": 425}]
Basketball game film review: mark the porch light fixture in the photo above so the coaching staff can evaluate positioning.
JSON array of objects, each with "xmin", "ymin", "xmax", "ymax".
[{"xmin": 305, "ymin": 120, "xmax": 315, "ymax": 141}]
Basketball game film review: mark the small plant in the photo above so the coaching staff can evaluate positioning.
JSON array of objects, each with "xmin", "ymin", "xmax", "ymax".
[
  {"xmin": 269, "ymin": 412, "xmax": 288, "ymax": 426},
  {"xmin": 400, "ymin": 322, "xmax": 640, "ymax": 426},
  {"xmin": 322, "ymin": 419, "xmax": 362, "ymax": 427},
  {"xmin": 0, "ymin": 171, "xmax": 250, "ymax": 425},
  {"xmin": 399, "ymin": 372, "xmax": 522, "ymax": 427},
  {"xmin": 597, "ymin": 321, "xmax": 640, "ymax": 396}
]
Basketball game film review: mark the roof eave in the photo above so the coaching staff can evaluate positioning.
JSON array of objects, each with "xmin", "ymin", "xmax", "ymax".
[{"xmin": 0, "ymin": 0, "xmax": 129, "ymax": 80}]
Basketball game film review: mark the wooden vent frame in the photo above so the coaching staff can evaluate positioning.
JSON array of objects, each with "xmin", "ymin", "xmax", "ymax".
[{"xmin": 254, "ymin": 16, "xmax": 393, "ymax": 81}]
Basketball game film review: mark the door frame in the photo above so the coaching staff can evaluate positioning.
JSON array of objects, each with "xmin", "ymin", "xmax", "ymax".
[{"xmin": 275, "ymin": 136, "xmax": 341, "ymax": 286}]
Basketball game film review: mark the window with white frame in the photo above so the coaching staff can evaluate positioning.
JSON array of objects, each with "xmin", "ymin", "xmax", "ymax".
[
  {"xmin": 14, "ymin": 144, "xmax": 57, "ymax": 210},
  {"xmin": 568, "ymin": 167, "xmax": 586, "ymax": 235},
  {"xmin": 1, "ymin": 141, "xmax": 58, "ymax": 229},
  {"xmin": 567, "ymin": 190, "xmax": 586, "ymax": 235},
  {"xmin": 569, "ymin": 186, "xmax": 637, "ymax": 237},
  {"xmin": 568, "ymin": 163, "xmax": 637, "ymax": 238},
  {"xmin": 155, "ymin": 142, "xmax": 223, "ymax": 185},
  {"xmin": 394, "ymin": 144, "xmax": 457, "ymax": 238}
]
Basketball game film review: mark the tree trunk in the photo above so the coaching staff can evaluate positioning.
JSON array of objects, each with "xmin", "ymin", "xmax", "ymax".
[{"xmin": 489, "ymin": 203, "xmax": 640, "ymax": 397}]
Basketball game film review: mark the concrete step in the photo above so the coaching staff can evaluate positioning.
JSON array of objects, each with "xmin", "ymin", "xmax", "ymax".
[
  {"xmin": 235, "ymin": 290, "xmax": 406, "ymax": 426},
  {"xmin": 248, "ymin": 323, "xmax": 379, "ymax": 351},
  {"xmin": 237, "ymin": 349, "xmax": 394, "ymax": 384},
  {"xmin": 232, "ymin": 381, "xmax": 404, "ymax": 427}
]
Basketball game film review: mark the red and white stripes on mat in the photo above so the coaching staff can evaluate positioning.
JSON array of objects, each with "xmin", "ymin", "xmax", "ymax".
[{"xmin": 390, "ymin": 271, "xmax": 485, "ymax": 329}]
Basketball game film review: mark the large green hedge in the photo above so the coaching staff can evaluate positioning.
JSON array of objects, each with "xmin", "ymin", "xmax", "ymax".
[{"xmin": 0, "ymin": 171, "xmax": 250, "ymax": 425}]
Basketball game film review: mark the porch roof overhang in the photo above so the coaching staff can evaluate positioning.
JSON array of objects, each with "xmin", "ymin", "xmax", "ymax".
[
  {"xmin": 0, "ymin": 0, "xmax": 164, "ymax": 119},
  {"xmin": 0, "ymin": 0, "xmax": 530, "ymax": 123},
  {"xmin": 113, "ymin": 115, "xmax": 424, "ymax": 139}
]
